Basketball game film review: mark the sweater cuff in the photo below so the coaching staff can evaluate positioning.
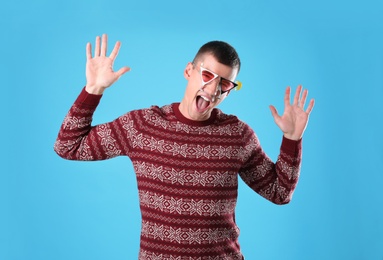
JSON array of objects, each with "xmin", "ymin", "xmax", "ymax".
[
  {"xmin": 281, "ymin": 136, "xmax": 302, "ymax": 156},
  {"xmin": 74, "ymin": 87, "xmax": 103, "ymax": 109}
]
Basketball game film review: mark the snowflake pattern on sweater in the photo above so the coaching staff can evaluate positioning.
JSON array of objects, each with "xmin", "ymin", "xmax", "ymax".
[{"xmin": 54, "ymin": 88, "xmax": 302, "ymax": 259}]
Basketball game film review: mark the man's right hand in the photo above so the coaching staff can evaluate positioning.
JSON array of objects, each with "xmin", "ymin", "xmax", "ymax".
[{"xmin": 85, "ymin": 34, "xmax": 130, "ymax": 95}]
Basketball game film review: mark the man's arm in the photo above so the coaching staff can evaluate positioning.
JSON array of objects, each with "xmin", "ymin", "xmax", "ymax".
[
  {"xmin": 239, "ymin": 127, "xmax": 302, "ymax": 205},
  {"xmin": 54, "ymin": 34, "xmax": 131, "ymax": 160},
  {"xmin": 239, "ymin": 86, "xmax": 314, "ymax": 204}
]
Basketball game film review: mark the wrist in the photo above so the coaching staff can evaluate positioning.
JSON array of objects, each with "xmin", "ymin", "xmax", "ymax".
[
  {"xmin": 283, "ymin": 133, "xmax": 302, "ymax": 141},
  {"xmin": 85, "ymin": 85, "xmax": 105, "ymax": 95}
]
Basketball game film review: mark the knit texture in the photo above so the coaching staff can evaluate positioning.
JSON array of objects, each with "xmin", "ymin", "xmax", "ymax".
[{"xmin": 54, "ymin": 88, "xmax": 302, "ymax": 260}]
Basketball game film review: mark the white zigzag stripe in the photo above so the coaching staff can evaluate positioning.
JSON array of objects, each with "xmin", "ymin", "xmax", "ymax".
[
  {"xmin": 134, "ymin": 162, "xmax": 238, "ymax": 187},
  {"xmin": 139, "ymin": 190, "xmax": 236, "ymax": 217},
  {"xmin": 141, "ymin": 220, "xmax": 240, "ymax": 245}
]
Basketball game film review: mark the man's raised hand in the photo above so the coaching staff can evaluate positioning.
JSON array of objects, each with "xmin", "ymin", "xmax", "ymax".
[
  {"xmin": 269, "ymin": 85, "xmax": 315, "ymax": 141},
  {"xmin": 85, "ymin": 34, "xmax": 130, "ymax": 95}
]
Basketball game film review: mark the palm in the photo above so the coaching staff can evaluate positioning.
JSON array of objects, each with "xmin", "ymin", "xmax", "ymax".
[
  {"xmin": 86, "ymin": 56, "xmax": 119, "ymax": 88},
  {"xmin": 270, "ymin": 86, "xmax": 315, "ymax": 140}
]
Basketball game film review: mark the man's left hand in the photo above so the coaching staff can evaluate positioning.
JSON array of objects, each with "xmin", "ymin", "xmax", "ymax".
[{"xmin": 269, "ymin": 85, "xmax": 315, "ymax": 140}]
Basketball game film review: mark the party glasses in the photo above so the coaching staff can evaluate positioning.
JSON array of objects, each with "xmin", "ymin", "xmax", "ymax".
[{"xmin": 196, "ymin": 63, "xmax": 242, "ymax": 93}]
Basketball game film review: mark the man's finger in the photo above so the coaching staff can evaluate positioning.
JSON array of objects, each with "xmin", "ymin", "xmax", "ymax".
[
  {"xmin": 269, "ymin": 105, "xmax": 279, "ymax": 119},
  {"xmin": 293, "ymin": 85, "xmax": 302, "ymax": 105},
  {"xmin": 86, "ymin": 42, "xmax": 92, "ymax": 60},
  {"xmin": 284, "ymin": 86, "xmax": 291, "ymax": 107},
  {"xmin": 305, "ymin": 99, "xmax": 315, "ymax": 114},
  {"xmin": 115, "ymin": 66, "xmax": 131, "ymax": 78},
  {"xmin": 94, "ymin": 36, "xmax": 101, "ymax": 57},
  {"xmin": 109, "ymin": 41, "xmax": 121, "ymax": 60},
  {"xmin": 299, "ymin": 89, "xmax": 308, "ymax": 108},
  {"xmin": 101, "ymin": 34, "xmax": 107, "ymax": 56}
]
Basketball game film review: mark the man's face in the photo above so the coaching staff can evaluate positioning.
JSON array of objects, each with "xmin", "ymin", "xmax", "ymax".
[{"xmin": 179, "ymin": 54, "xmax": 238, "ymax": 121}]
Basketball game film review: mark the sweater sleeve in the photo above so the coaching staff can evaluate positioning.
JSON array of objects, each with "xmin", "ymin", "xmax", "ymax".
[
  {"xmin": 238, "ymin": 124, "xmax": 302, "ymax": 204},
  {"xmin": 54, "ymin": 87, "xmax": 132, "ymax": 161}
]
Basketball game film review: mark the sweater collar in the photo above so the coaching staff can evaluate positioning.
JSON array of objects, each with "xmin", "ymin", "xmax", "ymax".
[{"xmin": 172, "ymin": 103, "xmax": 217, "ymax": 127}]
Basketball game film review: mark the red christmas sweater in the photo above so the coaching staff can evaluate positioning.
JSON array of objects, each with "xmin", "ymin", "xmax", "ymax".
[{"xmin": 54, "ymin": 88, "xmax": 302, "ymax": 260}]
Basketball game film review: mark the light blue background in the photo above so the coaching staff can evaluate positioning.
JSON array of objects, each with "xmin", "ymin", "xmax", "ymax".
[{"xmin": 1, "ymin": 0, "xmax": 382, "ymax": 259}]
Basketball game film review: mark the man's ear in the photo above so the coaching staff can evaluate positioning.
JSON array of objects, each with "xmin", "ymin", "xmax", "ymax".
[{"xmin": 184, "ymin": 62, "xmax": 193, "ymax": 80}]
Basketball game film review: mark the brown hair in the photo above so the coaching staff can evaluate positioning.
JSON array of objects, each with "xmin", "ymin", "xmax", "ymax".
[{"xmin": 192, "ymin": 41, "xmax": 241, "ymax": 72}]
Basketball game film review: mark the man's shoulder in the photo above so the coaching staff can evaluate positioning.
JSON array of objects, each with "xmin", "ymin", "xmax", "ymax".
[
  {"xmin": 211, "ymin": 108, "xmax": 255, "ymax": 135},
  {"xmin": 129, "ymin": 103, "xmax": 176, "ymax": 124},
  {"xmin": 127, "ymin": 104, "xmax": 173, "ymax": 116},
  {"xmin": 214, "ymin": 108, "xmax": 243, "ymax": 126}
]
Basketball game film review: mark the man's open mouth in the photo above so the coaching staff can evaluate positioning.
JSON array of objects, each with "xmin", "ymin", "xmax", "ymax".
[{"xmin": 196, "ymin": 95, "xmax": 211, "ymax": 112}]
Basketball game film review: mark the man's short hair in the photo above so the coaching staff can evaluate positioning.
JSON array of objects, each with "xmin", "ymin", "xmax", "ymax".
[{"xmin": 193, "ymin": 41, "xmax": 241, "ymax": 72}]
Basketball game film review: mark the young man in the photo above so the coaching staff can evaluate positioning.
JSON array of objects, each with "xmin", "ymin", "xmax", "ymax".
[{"xmin": 54, "ymin": 34, "xmax": 314, "ymax": 259}]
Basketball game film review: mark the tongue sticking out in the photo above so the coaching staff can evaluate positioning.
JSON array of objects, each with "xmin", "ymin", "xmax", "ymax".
[{"xmin": 196, "ymin": 96, "xmax": 210, "ymax": 111}]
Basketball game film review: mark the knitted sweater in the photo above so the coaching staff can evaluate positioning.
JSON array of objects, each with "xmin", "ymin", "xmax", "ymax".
[{"xmin": 54, "ymin": 88, "xmax": 302, "ymax": 260}]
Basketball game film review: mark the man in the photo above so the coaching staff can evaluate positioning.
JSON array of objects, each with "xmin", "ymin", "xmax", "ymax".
[{"xmin": 54, "ymin": 34, "xmax": 314, "ymax": 259}]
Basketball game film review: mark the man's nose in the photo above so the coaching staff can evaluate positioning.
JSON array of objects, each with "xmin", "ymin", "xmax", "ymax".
[{"xmin": 203, "ymin": 78, "xmax": 221, "ymax": 96}]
